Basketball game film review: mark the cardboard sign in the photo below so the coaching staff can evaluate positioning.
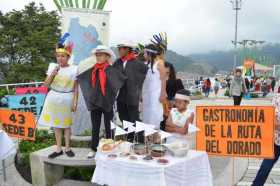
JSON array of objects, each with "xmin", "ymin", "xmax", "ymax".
[
  {"xmin": 0, "ymin": 109, "xmax": 36, "ymax": 141},
  {"xmin": 8, "ymin": 94, "xmax": 46, "ymax": 117},
  {"xmin": 196, "ymin": 106, "xmax": 275, "ymax": 158},
  {"xmin": 15, "ymin": 86, "xmax": 48, "ymax": 95}
]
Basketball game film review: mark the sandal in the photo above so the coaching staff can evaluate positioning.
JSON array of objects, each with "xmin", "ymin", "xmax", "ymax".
[
  {"xmin": 48, "ymin": 151, "xmax": 63, "ymax": 159},
  {"xmin": 65, "ymin": 150, "xmax": 75, "ymax": 157}
]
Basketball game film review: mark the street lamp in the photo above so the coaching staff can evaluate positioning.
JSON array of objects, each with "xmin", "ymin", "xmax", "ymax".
[{"xmin": 230, "ymin": 0, "xmax": 242, "ymax": 69}]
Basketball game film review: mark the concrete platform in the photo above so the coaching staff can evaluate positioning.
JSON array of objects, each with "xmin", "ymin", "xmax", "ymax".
[
  {"xmin": 31, "ymin": 146, "xmax": 95, "ymax": 167},
  {"xmin": 30, "ymin": 146, "xmax": 95, "ymax": 186}
]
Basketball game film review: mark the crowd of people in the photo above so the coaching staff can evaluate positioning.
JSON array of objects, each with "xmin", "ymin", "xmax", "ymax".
[
  {"xmin": 194, "ymin": 72, "xmax": 278, "ymax": 100},
  {"xmin": 37, "ymin": 33, "xmax": 192, "ymax": 159}
]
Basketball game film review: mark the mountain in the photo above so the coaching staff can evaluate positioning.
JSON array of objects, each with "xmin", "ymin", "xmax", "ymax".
[
  {"xmin": 188, "ymin": 43, "xmax": 280, "ymax": 71},
  {"xmin": 165, "ymin": 50, "xmax": 217, "ymax": 75}
]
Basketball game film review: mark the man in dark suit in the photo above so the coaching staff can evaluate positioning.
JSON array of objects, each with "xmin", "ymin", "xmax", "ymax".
[{"xmin": 113, "ymin": 42, "xmax": 148, "ymax": 123}]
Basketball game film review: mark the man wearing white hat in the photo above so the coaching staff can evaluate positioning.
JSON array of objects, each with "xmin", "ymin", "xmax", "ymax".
[
  {"xmin": 113, "ymin": 42, "xmax": 148, "ymax": 124},
  {"xmin": 77, "ymin": 45, "xmax": 126, "ymax": 158}
]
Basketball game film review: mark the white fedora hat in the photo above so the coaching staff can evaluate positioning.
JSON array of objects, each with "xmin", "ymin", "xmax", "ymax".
[
  {"xmin": 116, "ymin": 40, "xmax": 136, "ymax": 49},
  {"xmin": 92, "ymin": 45, "xmax": 116, "ymax": 61}
]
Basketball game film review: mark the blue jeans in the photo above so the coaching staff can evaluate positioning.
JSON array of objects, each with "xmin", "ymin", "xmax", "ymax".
[{"xmin": 252, "ymin": 144, "xmax": 280, "ymax": 186}]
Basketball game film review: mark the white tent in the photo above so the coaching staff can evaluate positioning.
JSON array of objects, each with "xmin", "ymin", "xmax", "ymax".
[{"xmin": 254, "ymin": 63, "xmax": 273, "ymax": 71}]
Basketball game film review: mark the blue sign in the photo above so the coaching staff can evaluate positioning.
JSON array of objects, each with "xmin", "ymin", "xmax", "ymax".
[{"xmin": 8, "ymin": 94, "xmax": 46, "ymax": 117}]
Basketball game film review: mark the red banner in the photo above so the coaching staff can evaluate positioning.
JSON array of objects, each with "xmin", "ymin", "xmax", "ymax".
[{"xmin": 16, "ymin": 86, "xmax": 48, "ymax": 95}]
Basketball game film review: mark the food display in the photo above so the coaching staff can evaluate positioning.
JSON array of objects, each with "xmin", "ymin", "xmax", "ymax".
[{"xmin": 98, "ymin": 136, "xmax": 190, "ymax": 166}]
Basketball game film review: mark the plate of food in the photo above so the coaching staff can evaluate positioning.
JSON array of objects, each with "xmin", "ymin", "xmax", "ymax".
[
  {"xmin": 99, "ymin": 139, "xmax": 123, "ymax": 153},
  {"xmin": 120, "ymin": 152, "xmax": 130, "ymax": 157},
  {"xmin": 143, "ymin": 155, "xmax": 153, "ymax": 161},
  {"xmin": 107, "ymin": 154, "xmax": 118, "ymax": 159},
  {"xmin": 157, "ymin": 158, "xmax": 169, "ymax": 165},
  {"xmin": 129, "ymin": 155, "xmax": 138, "ymax": 161}
]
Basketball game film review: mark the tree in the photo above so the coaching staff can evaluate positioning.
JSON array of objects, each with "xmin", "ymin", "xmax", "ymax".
[{"xmin": 0, "ymin": 2, "xmax": 61, "ymax": 83}]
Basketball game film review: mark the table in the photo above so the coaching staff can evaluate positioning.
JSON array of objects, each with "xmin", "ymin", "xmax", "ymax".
[
  {"xmin": 92, "ymin": 150, "xmax": 213, "ymax": 186},
  {"xmin": 0, "ymin": 130, "xmax": 16, "ymax": 182}
]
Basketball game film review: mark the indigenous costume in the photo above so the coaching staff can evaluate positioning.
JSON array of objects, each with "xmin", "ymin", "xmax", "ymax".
[
  {"xmin": 142, "ymin": 45, "xmax": 163, "ymax": 129},
  {"xmin": 77, "ymin": 45, "xmax": 126, "ymax": 152},
  {"xmin": 113, "ymin": 42, "xmax": 148, "ymax": 123},
  {"xmin": 38, "ymin": 34, "xmax": 78, "ymax": 129}
]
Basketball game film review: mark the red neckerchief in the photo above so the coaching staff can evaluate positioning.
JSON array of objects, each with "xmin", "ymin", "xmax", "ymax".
[
  {"xmin": 92, "ymin": 62, "xmax": 110, "ymax": 96},
  {"xmin": 121, "ymin": 52, "xmax": 136, "ymax": 62}
]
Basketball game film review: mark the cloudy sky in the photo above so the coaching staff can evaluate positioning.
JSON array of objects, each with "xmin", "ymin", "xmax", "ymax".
[{"xmin": 1, "ymin": 0, "xmax": 280, "ymax": 55}]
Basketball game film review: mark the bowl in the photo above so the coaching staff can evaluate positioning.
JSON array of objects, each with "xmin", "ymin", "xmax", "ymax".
[
  {"xmin": 133, "ymin": 144, "xmax": 146, "ymax": 155},
  {"xmin": 150, "ymin": 144, "xmax": 166, "ymax": 157},
  {"xmin": 119, "ymin": 142, "xmax": 132, "ymax": 153},
  {"xmin": 172, "ymin": 147, "xmax": 189, "ymax": 157},
  {"xmin": 164, "ymin": 142, "xmax": 189, "ymax": 157}
]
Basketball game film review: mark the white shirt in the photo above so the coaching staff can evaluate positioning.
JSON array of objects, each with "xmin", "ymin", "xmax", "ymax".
[{"xmin": 171, "ymin": 108, "xmax": 194, "ymax": 128}]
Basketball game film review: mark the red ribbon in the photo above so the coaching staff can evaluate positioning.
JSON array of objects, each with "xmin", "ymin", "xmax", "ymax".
[
  {"xmin": 92, "ymin": 62, "xmax": 110, "ymax": 96},
  {"xmin": 121, "ymin": 52, "xmax": 136, "ymax": 62}
]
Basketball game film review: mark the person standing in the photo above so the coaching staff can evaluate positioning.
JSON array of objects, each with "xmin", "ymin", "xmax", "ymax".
[
  {"xmin": 38, "ymin": 33, "xmax": 78, "ymax": 159},
  {"xmin": 142, "ymin": 44, "xmax": 167, "ymax": 129},
  {"xmin": 203, "ymin": 78, "xmax": 211, "ymax": 97},
  {"xmin": 230, "ymin": 69, "xmax": 247, "ymax": 106},
  {"xmin": 251, "ymin": 93, "xmax": 280, "ymax": 186},
  {"xmin": 113, "ymin": 42, "xmax": 148, "ymax": 123},
  {"xmin": 271, "ymin": 77, "xmax": 276, "ymax": 92},
  {"xmin": 213, "ymin": 78, "xmax": 220, "ymax": 98},
  {"xmin": 77, "ymin": 45, "xmax": 126, "ymax": 158},
  {"xmin": 165, "ymin": 62, "xmax": 184, "ymax": 101}
]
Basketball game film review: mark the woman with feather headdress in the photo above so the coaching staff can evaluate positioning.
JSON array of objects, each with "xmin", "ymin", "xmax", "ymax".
[
  {"xmin": 38, "ymin": 33, "xmax": 78, "ymax": 159},
  {"xmin": 142, "ymin": 33, "xmax": 168, "ymax": 129}
]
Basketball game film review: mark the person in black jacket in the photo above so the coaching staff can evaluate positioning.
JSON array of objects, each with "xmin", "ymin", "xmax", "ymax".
[
  {"xmin": 113, "ymin": 42, "xmax": 148, "ymax": 123},
  {"xmin": 165, "ymin": 62, "xmax": 184, "ymax": 101},
  {"xmin": 77, "ymin": 45, "xmax": 126, "ymax": 158}
]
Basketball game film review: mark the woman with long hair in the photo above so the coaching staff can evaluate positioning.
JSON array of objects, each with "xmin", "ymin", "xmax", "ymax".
[
  {"xmin": 165, "ymin": 62, "xmax": 184, "ymax": 101},
  {"xmin": 142, "ymin": 44, "xmax": 167, "ymax": 129}
]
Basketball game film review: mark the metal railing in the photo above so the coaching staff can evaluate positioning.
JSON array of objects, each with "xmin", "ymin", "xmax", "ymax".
[{"xmin": 0, "ymin": 82, "xmax": 44, "ymax": 93}]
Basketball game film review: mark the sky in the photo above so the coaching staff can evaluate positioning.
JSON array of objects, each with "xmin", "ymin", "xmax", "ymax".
[{"xmin": 1, "ymin": 0, "xmax": 280, "ymax": 55}]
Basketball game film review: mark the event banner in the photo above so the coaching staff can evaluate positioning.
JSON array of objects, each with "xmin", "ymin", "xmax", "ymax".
[
  {"xmin": 0, "ymin": 109, "xmax": 36, "ymax": 141},
  {"xmin": 15, "ymin": 86, "xmax": 48, "ymax": 95},
  {"xmin": 196, "ymin": 106, "xmax": 275, "ymax": 158},
  {"xmin": 7, "ymin": 94, "xmax": 46, "ymax": 117}
]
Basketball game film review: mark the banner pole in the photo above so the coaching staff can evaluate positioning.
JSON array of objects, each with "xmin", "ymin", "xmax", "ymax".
[{"xmin": 232, "ymin": 157, "xmax": 235, "ymax": 186}]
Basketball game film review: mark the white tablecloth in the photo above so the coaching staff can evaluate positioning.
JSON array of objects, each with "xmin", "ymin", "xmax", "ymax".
[
  {"xmin": 92, "ymin": 150, "xmax": 213, "ymax": 186},
  {"xmin": 0, "ymin": 130, "xmax": 16, "ymax": 160}
]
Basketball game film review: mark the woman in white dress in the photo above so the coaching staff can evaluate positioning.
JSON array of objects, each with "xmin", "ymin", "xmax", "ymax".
[
  {"xmin": 142, "ymin": 44, "xmax": 167, "ymax": 129},
  {"xmin": 38, "ymin": 33, "xmax": 78, "ymax": 159}
]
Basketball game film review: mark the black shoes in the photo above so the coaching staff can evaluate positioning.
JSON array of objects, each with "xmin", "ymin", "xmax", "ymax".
[
  {"xmin": 48, "ymin": 149, "xmax": 75, "ymax": 159},
  {"xmin": 65, "ymin": 150, "xmax": 75, "ymax": 157},
  {"xmin": 48, "ymin": 151, "xmax": 63, "ymax": 159}
]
